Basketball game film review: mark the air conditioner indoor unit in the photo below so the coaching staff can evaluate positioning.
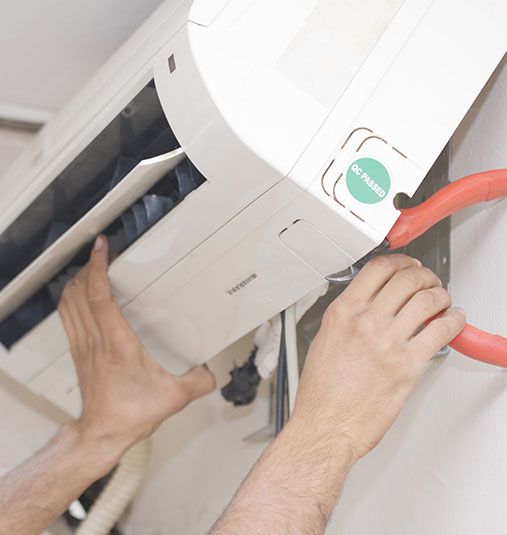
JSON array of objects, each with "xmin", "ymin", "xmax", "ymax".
[{"xmin": 0, "ymin": 0, "xmax": 505, "ymax": 417}]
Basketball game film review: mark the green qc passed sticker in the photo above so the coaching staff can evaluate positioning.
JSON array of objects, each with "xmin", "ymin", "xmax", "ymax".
[{"xmin": 346, "ymin": 158, "xmax": 391, "ymax": 204}]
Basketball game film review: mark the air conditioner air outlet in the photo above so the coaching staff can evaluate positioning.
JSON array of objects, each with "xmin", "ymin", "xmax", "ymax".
[{"xmin": 0, "ymin": 154, "xmax": 206, "ymax": 349}]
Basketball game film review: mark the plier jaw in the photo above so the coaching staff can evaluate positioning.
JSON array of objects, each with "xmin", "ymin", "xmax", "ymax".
[
  {"xmin": 326, "ymin": 169, "xmax": 507, "ymax": 368},
  {"xmin": 325, "ymin": 242, "xmax": 388, "ymax": 284}
]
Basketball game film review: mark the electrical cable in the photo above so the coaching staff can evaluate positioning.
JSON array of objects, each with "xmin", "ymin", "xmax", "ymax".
[
  {"xmin": 275, "ymin": 310, "xmax": 287, "ymax": 436},
  {"xmin": 285, "ymin": 304, "xmax": 299, "ymax": 416}
]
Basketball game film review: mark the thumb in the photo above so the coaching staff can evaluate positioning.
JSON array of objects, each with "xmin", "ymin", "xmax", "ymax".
[
  {"xmin": 175, "ymin": 365, "xmax": 217, "ymax": 403},
  {"xmin": 87, "ymin": 235, "xmax": 112, "ymax": 300},
  {"xmin": 91, "ymin": 234, "xmax": 109, "ymax": 264}
]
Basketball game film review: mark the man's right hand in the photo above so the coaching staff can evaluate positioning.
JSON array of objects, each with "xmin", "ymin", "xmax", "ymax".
[
  {"xmin": 212, "ymin": 254, "xmax": 466, "ymax": 534},
  {"xmin": 294, "ymin": 254, "xmax": 466, "ymax": 461}
]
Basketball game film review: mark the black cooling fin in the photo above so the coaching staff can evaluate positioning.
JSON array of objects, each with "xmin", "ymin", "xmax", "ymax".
[
  {"xmin": 143, "ymin": 194, "xmax": 174, "ymax": 224},
  {"xmin": 176, "ymin": 159, "xmax": 202, "ymax": 199},
  {"xmin": 121, "ymin": 194, "xmax": 175, "ymax": 245},
  {"xmin": 121, "ymin": 205, "xmax": 149, "ymax": 246}
]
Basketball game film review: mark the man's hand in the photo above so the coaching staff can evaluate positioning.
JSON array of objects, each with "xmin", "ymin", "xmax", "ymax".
[
  {"xmin": 0, "ymin": 236, "xmax": 215, "ymax": 535},
  {"xmin": 58, "ymin": 235, "xmax": 216, "ymax": 460},
  {"xmin": 295, "ymin": 253, "xmax": 465, "ymax": 461},
  {"xmin": 212, "ymin": 255, "xmax": 465, "ymax": 534}
]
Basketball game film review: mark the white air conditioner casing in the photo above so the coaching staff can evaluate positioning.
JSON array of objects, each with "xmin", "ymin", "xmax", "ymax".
[{"xmin": 0, "ymin": 0, "xmax": 505, "ymax": 417}]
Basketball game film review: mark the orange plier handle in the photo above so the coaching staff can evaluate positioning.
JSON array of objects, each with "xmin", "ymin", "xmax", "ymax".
[{"xmin": 387, "ymin": 169, "xmax": 507, "ymax": 367}]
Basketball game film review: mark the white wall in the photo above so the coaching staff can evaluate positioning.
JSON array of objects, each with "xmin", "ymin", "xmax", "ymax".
[
  {"xmin": 0, "ymin": 129, "xmax": 34, "ymax": 177},
  {"xmin": 0, "ymin": 0, "xmax": 166, "ymax": 112},
  {"xmin": 0, "ymin": 373, "xmax": 67, "ymax": 476}
]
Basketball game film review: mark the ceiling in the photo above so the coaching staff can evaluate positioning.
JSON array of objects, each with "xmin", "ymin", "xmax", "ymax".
[{"xmin": 0, "ymin": 0, "xmax": 166, "ymax": 120}]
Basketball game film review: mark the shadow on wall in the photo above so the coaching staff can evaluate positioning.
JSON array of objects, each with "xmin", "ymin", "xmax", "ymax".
[
  {"xmin": 145, "ymin": 330, "xmax": 270, "ymax": 468},
  {"xmin": 0, "ymin": 371, "xmax": 68, "ymax": 425},
  {"xmin": 0, "ymin": 128, "xmax": 35, "ymax": 179}
]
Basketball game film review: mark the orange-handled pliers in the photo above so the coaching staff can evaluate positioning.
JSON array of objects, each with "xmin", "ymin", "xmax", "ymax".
[{"xmin": 327, "ymin": 169, "xmax": 507, "ymax": 367}]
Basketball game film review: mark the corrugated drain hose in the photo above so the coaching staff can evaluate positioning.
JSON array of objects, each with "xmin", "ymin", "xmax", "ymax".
[{"xmin": 76, "ymin": 439, "xmax": 151, "ymax": 535}]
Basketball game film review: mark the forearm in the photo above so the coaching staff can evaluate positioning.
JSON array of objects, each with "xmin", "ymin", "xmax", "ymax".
[
  {"xmin": 211, "ymin": 416, "xmax": 355, "ymax": 535},
  {"xmin": 0, "ymin": 421, "xmax": 121, "ymax": 535}
]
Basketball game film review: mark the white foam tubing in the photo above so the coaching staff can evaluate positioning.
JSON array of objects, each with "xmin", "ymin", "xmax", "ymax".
[
  {"xmin": 285, "ymin": 304, "xmax": 299, "ymax": 416},
  {"xmin": 76, "ymin": 438, "xmax": 152, "ymax": 535}
]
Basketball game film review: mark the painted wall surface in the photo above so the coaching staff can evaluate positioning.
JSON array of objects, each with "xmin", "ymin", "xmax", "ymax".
[
  {"xmin": 0, "ymin": 0, "xmax": 166, "ymax": 111},
  {"xmin": 0, "ymin": 373, "xmax": 67, "ymax": 478}
]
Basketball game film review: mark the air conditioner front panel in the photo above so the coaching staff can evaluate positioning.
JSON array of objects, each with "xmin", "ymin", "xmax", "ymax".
[{"xmin": 0, "ymin": 0, "xmax": 505, "ymax": 418}]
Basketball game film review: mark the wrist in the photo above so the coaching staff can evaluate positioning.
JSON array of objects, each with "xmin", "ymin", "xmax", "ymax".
[
  {"xmin": 61, "ymin": 421, "xmax": 126, "ymax": 480},
  {"xmin": 284, "ymin": 410, "xmax": 360, "ymax": 470},
  {"xmin": 283, "ymin": 414, "xmax": 358, "ymax": 470}
]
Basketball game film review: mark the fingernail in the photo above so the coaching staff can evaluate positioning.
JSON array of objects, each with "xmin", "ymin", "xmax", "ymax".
[
  {"xmin": 94, "ymin": 235, "xmax": 104, "ymax": 251},
  {"xmin": 414, "ymin": 258, "xmax": 422, "ymax": 267},
  {"xmin": 455, "ymin": 307, "xmax": 466, "ymax": 318}
]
